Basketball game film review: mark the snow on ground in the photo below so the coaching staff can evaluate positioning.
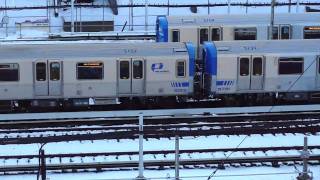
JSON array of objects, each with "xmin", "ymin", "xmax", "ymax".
[
  {"xmin": 1, "ymin": 165, "xmax": 319, "ymax": 180},
  {"xmin": 0, "ymin": 134, "xmax": 319, "ymax": 163}
]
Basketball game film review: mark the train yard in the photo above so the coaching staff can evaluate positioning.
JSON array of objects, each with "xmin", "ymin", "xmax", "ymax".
[{"xmin": 0, "ymin": 104, "xmax": 319, "ymax": 179}]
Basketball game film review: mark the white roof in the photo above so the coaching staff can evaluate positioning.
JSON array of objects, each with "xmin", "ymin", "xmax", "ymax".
[
  {"xmin": 213, "ymin": 39, "xmax": 320, "ymax": 54},
  {"xmin": 0, "ymin": 42, "xmax": 187, "ymax": 60},
  {"xmin": 166, "ymin": 12, "xmax": 320, "ymax": 26}
]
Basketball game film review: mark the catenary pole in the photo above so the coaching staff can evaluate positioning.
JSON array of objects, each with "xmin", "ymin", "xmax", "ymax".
[{"xmin": 269, "ymin": 0, "xmax": 275, "ymax": 39}]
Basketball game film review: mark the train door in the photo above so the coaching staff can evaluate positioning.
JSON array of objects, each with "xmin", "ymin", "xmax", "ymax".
[
  {"xmin": 118, "ymin": 59, "xmax": 145, "ymax": 95},
  {"xmin": 238, "ymin": 56, "xmax": 251, "ymax": 90},
  {"xmin": 34, "ymin": 60, "xmax": 62, "ymax": 96},
  {"xmin": 316, "ymin": 56, "xmax": 320, "ymax": 89},
  {"xmin": 250, "ymin": 56, "xmax": 264, "ymax": 90},
  {"xmin": 238, "ymin": 56, "xmax": 264, "ymax": 91}
]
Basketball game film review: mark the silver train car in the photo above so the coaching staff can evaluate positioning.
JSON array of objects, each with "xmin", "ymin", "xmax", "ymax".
[
  {"xmin": 156, "ymin": 13, "xmax": 320, "ymax": 44},
  {"xmin": 0, "ymin": 42, "xmax": 195, "ymax": 109},
  {"xmin": 203, "ymin": 39, "xmax": 320, "ymax": 104}
]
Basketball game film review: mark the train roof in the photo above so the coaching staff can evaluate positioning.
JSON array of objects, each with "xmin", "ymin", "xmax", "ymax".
[
  {"xmin": 213, "ymin": 39, "xmax": 320, "ymax": 54},
  {"xmin": 0, "ymin": 42, "xmax": 188, "ymax": 60},
  {"xmin": 163, "ymin": 12, "xmax": 320, "ymax": 26}
]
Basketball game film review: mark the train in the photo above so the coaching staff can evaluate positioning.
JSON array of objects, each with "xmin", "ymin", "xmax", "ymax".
[
  {"xmin": 0, "ymin": 39, "xmax": 320, "ymax": 111},
  {"xmin": 156, "ymin": 13, "xmax": 320, "ymax": 43}
]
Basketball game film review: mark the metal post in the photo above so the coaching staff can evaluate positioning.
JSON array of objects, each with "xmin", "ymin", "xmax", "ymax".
[
  {"xmin": 130, "ymin": 0, "xmax": 133, "ymax": 31},
  {"xmin": 80, "ymin": 7, "xmax": 82, "ymax": 32},
  {"xmin": 5, "ymin": 0, "xmax": 8, "ymax": 37},
  {"xmin": 269, "ymin": 0, "xmax": 275, "ymax": 40},
  {"xmin": 167, "ymin": 0, "xmax": 170, "ymax": 16},
  {"xmin": 71, "ymin": 0, "xmax": 74, "ymax": 33},
  {"xmin": 40, "ymin": 150, "xmax": 46, "ymax": 180},
  {"xmin": 207, "ymin": 0, "xmax": 210, "ymax": 15},
  {"xmin": 246, "ymin": 0, "xmax": 249, "ymax": 14},
  {"xmin": 145, "ymin": 0, "xmax": 148, "ymax": 33},
  {"xmin": 175, "ymin": 135, "xmax": 180, "ymax": 180},
  {"xmin": 227, "ymin": 0, "xmax": 231, "ymax": 14},
  {"xmin": 296, "ymin": 0, "xmax": 300, "ymax": 13},
  {"xmin": 297, "ymin": 136, "xmax": 312, "ymax": 180},
  {"xmin": 289, "ymin": 0, "xmax": 291, "ymax": 13},
  {"xmin": 137, "ymin": 113, "xmax": 145, "ymax": 180},
  {"xmin": 102, "ymin": 0, "xmax": 105, "ymax": 31}
]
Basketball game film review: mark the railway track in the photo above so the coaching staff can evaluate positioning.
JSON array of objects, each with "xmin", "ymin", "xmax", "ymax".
[
  {"xmin": 1, "ymin": 109, "xmax": 320, "ymax": 129},
  {"xmin": 0, "ymin": 111, "xmax": 319, "ymax": 145},
  {"xmin": 1, "ymin": 145, "xmax": 319, "ymax": 160},
  {"xmin": 0, "ymin": 155, "xmax": 320, "ymax": 174}
]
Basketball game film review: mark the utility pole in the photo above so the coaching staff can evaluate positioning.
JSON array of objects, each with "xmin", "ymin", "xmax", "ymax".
[
  {"xmin": 145, "ymin": 0, "xmax": 148, "ymax": 33},
  {"xmin": 227, "ymin": 0, "xmax": 231, "ymax": 14},
  {"xmin": 175, "ymin": 134, "xmax": 180, "ymax": 180},
  {"xmin": 137, "ymin": 113, "xmax": 145, "ymax": 180},
  {"xmin": 296, "ymin": 0, "xmax": 300, "ymax": 13},
  {"xmin": 71, "ymin": 0, "xmax": 74, "ymax": 33},
  {"xmin": 289, "ymin": 0, "xmax": 291, "ymax": 13},
  {"xmin": 129, "ymin": 0, "xmax": 133, "ymax": 31},
  {"xmin": 269, "ymin": 0, "xmax": 275, "ymax": 40},
  {"xmin": 297, "ymin": 136, "xmax": 313, "ymax": 180},
  {"xmin": 207, "ymin": 0, "xmax": 210, "ymax": 15},
  {"xmin": 246, "ymin": 0, "xmax": 249, "ymax": 14},
  {"xmin": 5, "ymin": 0, "xmax": 8, "ymax": 37},
  {"xmin": 167, "ymin": 0, "xmax": 170, "ymax": 16},
  {"xmin": 40, "ymin": 150, "xmax": 46, "ymax": 180}
]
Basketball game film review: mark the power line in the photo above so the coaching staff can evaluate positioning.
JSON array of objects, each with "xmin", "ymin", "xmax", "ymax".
[{"xmin": 0, "ymin": 2, "xmax": 319, "ymax": 10}]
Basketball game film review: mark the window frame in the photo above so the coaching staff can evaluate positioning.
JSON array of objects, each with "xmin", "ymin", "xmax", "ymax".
[
  {"xmin": 0, "ymin": 63, "xmax": 20, "ymax": 82},
  {"xmin": 171, "ymin": 29, "xmax": 180, "ymax": 42},
  {"xmin": 176, "ymin": 60, "xmax": 186, "ymax": 78},
  {"xmin": 211, "ymin": 27, "xmax": 222, "ymax": 41},
  {"xmin": 278, "ymin": 57, "xmax": 304, "ymax": 75},
  {"xmin": 199, "ymin": 27, "xmax": 209, "ymax": 45},
  {"xmin": 317, "ymin": 56, "xmax": 320, "ymax": 74},
  {"xmin": 76, "ymin": 61, "xmax": 104, "ymax": 80},
  {"xmin": 36, "ymin": 62, "xmax": 47, "ymax": 81},
  {"xmin": 252, "ymin": 57, "xmax": 263, "ymax": 76},
  {"xmin": 280, "ymin": 24, "xmax": 291, "ymax": 40},
  {"xmin": 119, "ymin": 61, "xmax": 130, "ymax": 80},
  {"xmin": 304, "ymin": 26, "xmax": 320, "ymax": 39},
  {"xmin": 234, "ymin": 27, "xmax": 257, "ymax": 40},
  {"xmin": 239, "ymin": 57, "xmax": 250, "ymax": 76},
  {"xmin": 132, "ymin": 60, "xmax": 143, "ymax": 79},
  {"xmin": 50, "ymin": 62, "xmax": 60, "ymax": 81}
]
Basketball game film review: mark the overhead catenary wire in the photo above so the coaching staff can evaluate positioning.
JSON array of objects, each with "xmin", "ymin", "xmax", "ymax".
[{"xmin": 0, "ymin": 1, "xmax": 319, "ymax": 10}]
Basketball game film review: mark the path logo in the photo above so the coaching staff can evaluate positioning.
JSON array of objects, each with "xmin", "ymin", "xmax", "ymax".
[{"xmin": 151, "ymin": 63, "xmax": 168, "ymax": 73}]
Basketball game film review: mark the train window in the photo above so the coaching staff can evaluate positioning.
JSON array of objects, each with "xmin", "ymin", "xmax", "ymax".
[
  {"xmin": 234, "ymin": 27, "xmax": 257, "ymax": 40},
  {"xmin": 171, "ymin": 30, "xmax": 180, "ymax": 42},
  {"xmin": 199, "ymin": 28, "xmax": 209, "ymax": 44},
  {"xmin": 176, "ymin": 60, "xmax": 186, "ymax": 77},
  {"xmin": 120, "ymin": 61, "xmax": 130, "ymax": 79},
  {"xmin": 252, "ymin": 57, "xmax": 263, "ymax": 76},
  {"xmin": 280, "ymin": 25, "xmax": 290, "ymax": 39},
  {"xmin": 36, "ymin": 62, "xmax": 47, "ymax": 81},
  {"xmin": 77, "ymin": 62, "xmax": 103, "ymax": 80},
  {"xmin": 133, "ymin": 60, "xmax": 143, "ymax": 79},
  {"xmin": 50, "ymin": 62, "xmax": 60, "ymax": 81},
  {"xmin": 239, "ymin": 58, "xmax": 249, "ymax": 76},
  {"xmin": 318, "ymin": 57, "xmax": 320, "ymax": 74},
  {"xmin": 278, "ymin": 58, "xmax": 303, "ymax": 75},
  {"xmin": 271, "ymin": 26, "xmax": 279, "ymax": 39},
  {"xmin": 211, "ymin": 28, "xmax": 221, "ymax": 41},
  {"xmin": 0, "ymin": 63, "xmax": 19, "ymax": 81},
  {"xmin": 304, "ymin": 26, "xmax": 320, "ymax": 39}
]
